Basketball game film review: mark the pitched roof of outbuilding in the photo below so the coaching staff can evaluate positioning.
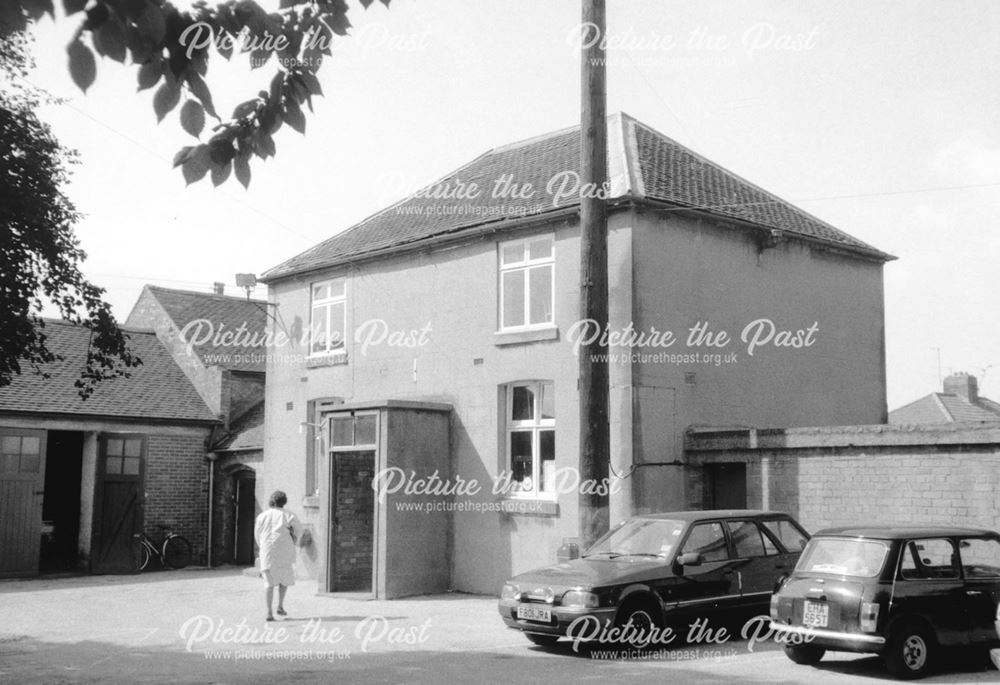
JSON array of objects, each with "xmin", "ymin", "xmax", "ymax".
[
  {"xmin": 138, "ymin": 286, "xmax": 268, "ymax": 373},
  {"xmin": 263, "ymin": 112, "xmax": 891, "ymax": 281},
  {"xmin": 0, "ymin": 320, "xmax": 217, "ymax": 423}
]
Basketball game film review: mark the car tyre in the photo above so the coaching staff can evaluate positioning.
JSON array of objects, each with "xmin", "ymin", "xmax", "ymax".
[
  {"xmin": 884, "ymin": 623, "xmax": 935, "ymax": 680},
  {"xmin": 784, "ymin": 644, "xmax": 826, "ymax": 665},
  {"xmin": 612, "ymin": 601, "xmax": 662, "ymax": 649},
  {"xmin": 525, "ymin": 633, "xmax": 559, "ymax": 647}
]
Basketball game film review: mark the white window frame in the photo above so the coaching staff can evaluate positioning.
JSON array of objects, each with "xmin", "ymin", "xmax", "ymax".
[
  {"xmin": 326, "ymin": 411, "xmax": 379, "ymax": 452},
  {"xmin": 498, "ymin": 235, "xmax": 555, "ymax": 332},
  {"xmin": 309, "ymin": 277, "xmax": 347, "ymax": 357},
  {"xmin": 505, "ymin": 380, "xmax": 555, "ymax": 499}
]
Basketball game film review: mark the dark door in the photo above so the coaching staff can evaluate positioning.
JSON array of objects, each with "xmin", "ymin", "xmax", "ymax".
[
  {"xmin": 705, "ymin": 463, "xmax": 746, "ymax": 509},
  {"xmin": 91, "ymin": 434, "xmax": 145, "ymax": 574},
  {"xmin": 233, "ymin": 471, "xmax": 256, "ymax": 566},
  {"xmin": 727, "ymin": 519, "xmax": 795, "ymax": 610},
  {"xmin": 329, "ymin": 450, "xmax": 375, "ymax": 592},
  {"xmin": 956, "ymin": 536, "xmax": 1000, "ymax": 642},
  {"xmin": 668, "ymin": 521, "xmax": 741, "ymax": 622},
  {"xmin": 0, "ymin": 429, "xmax": 47, "ymax": 577}
]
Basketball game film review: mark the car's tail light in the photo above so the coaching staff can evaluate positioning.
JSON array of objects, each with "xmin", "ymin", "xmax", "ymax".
[
  {"xmin": 860, "ymin": 601, "xmax": 879, "ymax": 632},
  {"xmin": 561, "ymin": 590, "xmax": 599, "ymax": 608},
  {"xmin": 769, "ymin": 593, "xmax": 780, "ymax": 621}
]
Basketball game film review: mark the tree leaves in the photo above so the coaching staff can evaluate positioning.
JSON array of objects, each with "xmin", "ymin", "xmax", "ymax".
[
  {"xmin": 152, "ymin": 79, "xmax": 181, "ymax": 122},
  {"xmin": 135, "ymin": 2, "xmax": 166, "ymax": 45},
  {"xmin": 179, "ymin": 99, "xmax": 205, "ymax": 137},
  {"xmin": 3, "ymin": 31, "xmax": 139, "ymax": 396},
  {"xmin": 62, "ymin": 0, "xmax": 86, "ymax": 15},
  {"xmin": 233, "ymin": 153, "xmax": 251, "ymax": 188},
  {"xmin": 185, "ymin": 71, "xmax": 218, "ymax": 119},
  {"xmin": 179, "ymin": 145, "xmax": 211, "ymax": 184},
  {"xmin": 283, "ymin": 97, "xmax": 305, "ymax": 134},
  {"xmin": 92, "ymin": 16, "xmax": 127, "ymax": 62},
  {"xmin": 136, "ymin": 56, "xmax": 161, "ymax": 91},
  {"xmin": 48, "ymin": 0, "xmax": 394, "ymax": 186},
  {"xmin": 210, "ymin": 159, "xmax": 232, "ymax": 186},
  {"xmin": 66, "ymin": 39, "xmax": 96, "ymax": 92}
]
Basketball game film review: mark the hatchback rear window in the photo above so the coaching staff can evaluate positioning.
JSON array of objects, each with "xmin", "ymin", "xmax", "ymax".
[
  {"xmin": 762, "ymin": 519, "xmax": 809, "ymax": 553},
  {"xmin": 797, "ymin": 538, "xmax": 889, "ymax": 577}
]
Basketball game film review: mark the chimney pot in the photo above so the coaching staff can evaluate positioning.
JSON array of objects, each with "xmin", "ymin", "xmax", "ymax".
[
  {"xmin": 213, "ymin": 282, "xmax": 225, "ymax": 295},
  {"xmin": 943, "ymin": 372, "xmax": 978, "ymax": 404}
]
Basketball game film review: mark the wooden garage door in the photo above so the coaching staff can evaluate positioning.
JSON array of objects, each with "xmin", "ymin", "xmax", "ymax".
[
  {"xmin": 91, "ymin": 434, "xmax": 145, "ymax": 574},
  {"xmin": 0, "ymin": 429, "xmax": 47, "ymax": 577}
]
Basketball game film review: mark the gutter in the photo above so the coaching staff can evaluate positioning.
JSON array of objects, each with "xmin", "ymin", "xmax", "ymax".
[
  {"xmin": 261, "ymin": 201, "xmax": 628, "ymax": 284},
  {"xmin": 630, "ymin": 196, "xmax": 896, "ymax": 263}
]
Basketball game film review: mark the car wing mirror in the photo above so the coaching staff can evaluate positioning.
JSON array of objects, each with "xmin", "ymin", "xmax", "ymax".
[{"xmin": 677, "ymin": 552, "xmax": 702, "ymax": 567}]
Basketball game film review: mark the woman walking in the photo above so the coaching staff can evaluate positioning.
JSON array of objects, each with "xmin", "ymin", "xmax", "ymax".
[{"xmin": 254, "ymin": 490, "xmax": 303, "ymax": 621}]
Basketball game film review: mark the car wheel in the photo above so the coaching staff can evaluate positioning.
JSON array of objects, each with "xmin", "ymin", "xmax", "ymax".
[
  {"xmin": 525, "ymin": 633, "xmax": 559, "ymax": 647},
  {"xmin": 884, "ymin": 623, "xmax": 935, "ymax": 680},
  {"xmin": 613, "ymin": 602, "xmax": 661, "ymax": 648},
  {"xmin": 784, "ymin": 644, "xmax": 826, "ymax": 665}
]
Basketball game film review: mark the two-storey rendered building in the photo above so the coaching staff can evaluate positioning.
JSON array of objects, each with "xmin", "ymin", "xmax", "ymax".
[{"xmin": 259, "ymin": 113, "xmax": 893, "ymax": 597}]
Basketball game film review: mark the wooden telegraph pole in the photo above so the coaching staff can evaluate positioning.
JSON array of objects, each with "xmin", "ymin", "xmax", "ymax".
[{"xmin": 578, "ymin": 0, "xmax": 610, "ymax": 548}]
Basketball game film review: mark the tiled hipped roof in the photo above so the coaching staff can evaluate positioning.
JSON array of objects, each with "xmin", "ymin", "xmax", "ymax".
[
  {"xmin": 143, "ymin": 286, "xmax": 268, "ymax": 373},
  {"xmin": 263, "ymin": 112, "xmax": 891, "ymax": 281},
  {"xmin": 0, "ymin": 320, "xmax": 216, "ymax": 423}
]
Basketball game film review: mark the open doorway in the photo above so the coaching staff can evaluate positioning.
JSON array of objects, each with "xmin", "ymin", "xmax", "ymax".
[
  {"xmin": 40, "ymin": 431, "xmax": 84, "ymax": 573},
  {"xmin": 704, "ymin": 462, "xmax": 747, "ymax": 510},
  {"xmin": 232, "ymin": 469, "xmax": 256, "ymax": 566}
]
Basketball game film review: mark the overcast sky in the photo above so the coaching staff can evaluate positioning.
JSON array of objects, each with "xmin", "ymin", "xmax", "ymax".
[{"xmin": 23, "ymin": 0, "xmax": 1000, "ymax": 411}]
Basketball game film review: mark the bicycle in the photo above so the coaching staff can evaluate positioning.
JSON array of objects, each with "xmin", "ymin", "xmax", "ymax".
[{"xmin": 135, "ymin": 525, "xmax": 192, "ymax": 571}]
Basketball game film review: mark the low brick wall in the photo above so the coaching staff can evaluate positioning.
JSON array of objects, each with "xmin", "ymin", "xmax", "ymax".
[{"xmin": 686, "ymin": 423, "xmax": 1000, "ymax": 534}]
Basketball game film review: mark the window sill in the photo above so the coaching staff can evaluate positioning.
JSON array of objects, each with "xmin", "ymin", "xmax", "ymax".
[
  {"xmin": 499, "ymin": 498, "xmax": 559, "ymax": 516},
  {"xmin": 302, "ymin": 495, "xmax": 320, "ymax": 509},
  {"xmin": 306, "ymin": 352, "xmax": 348, "ymax": 368},
  {"xmin": 494, "ymin": 325, "xmax": 559, "ymax": 347}
]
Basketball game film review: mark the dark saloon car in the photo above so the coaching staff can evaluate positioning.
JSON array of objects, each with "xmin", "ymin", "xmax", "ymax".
[
  {"xmin": 770, "ymin": 526, "xmax": 1000, "ymax": 679},
  {"xmin": 498, "ymin": 510, "xmax": 809, "ymax": 647}
]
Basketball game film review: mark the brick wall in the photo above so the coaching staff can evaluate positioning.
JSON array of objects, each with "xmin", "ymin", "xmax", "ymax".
[
  {"xmin": 144, "ymin": 433, "xmax": 210, "ymax": 564},
  {"xmin": 686, "ymin": 425, "xmax": 1000, "ymax": 535},
  {"xmin": 331, "ymin": 451, "xmax": 375, "ymax": 591}
]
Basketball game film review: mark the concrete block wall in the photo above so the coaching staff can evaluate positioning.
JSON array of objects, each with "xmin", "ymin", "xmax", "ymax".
[{"xmin": 686, "ymin": 425, "xmax": 1000, "ymax": 535}]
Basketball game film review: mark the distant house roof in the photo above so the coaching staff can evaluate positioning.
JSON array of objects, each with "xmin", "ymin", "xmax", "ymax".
[
  {"xmin": 137, "ymin": 285, "xmax": 268, "ymax": 374},
  {"xmin": 213, "ymin": 400, "xmax": 263, "ymax": 452},
  {"xmin": 889, "ymin": 373, "xmax": 1000, "ymax": 425},
  {"xmin": 263, "ymin": 112, "xmax": 893, "ymax": 281},
  {"xmin": 0, "ymin": 320, "xmax": 216, "ymax": 423}
]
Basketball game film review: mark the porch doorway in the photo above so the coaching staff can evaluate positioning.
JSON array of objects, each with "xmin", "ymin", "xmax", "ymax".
[
  {"xmin": 704, "ymin": 462, "xmax": 747, "ymax": 509},
  {"xmin": 40, "ymin": 431, "xmax": 84, "ymax": 572},
  {"xmin": 328, "ymin": 450, "xmax": 375, "ymax": 592},
  {"xmin": 233, "ymin": 469, "xmax": 256, "ymax": 566}
]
